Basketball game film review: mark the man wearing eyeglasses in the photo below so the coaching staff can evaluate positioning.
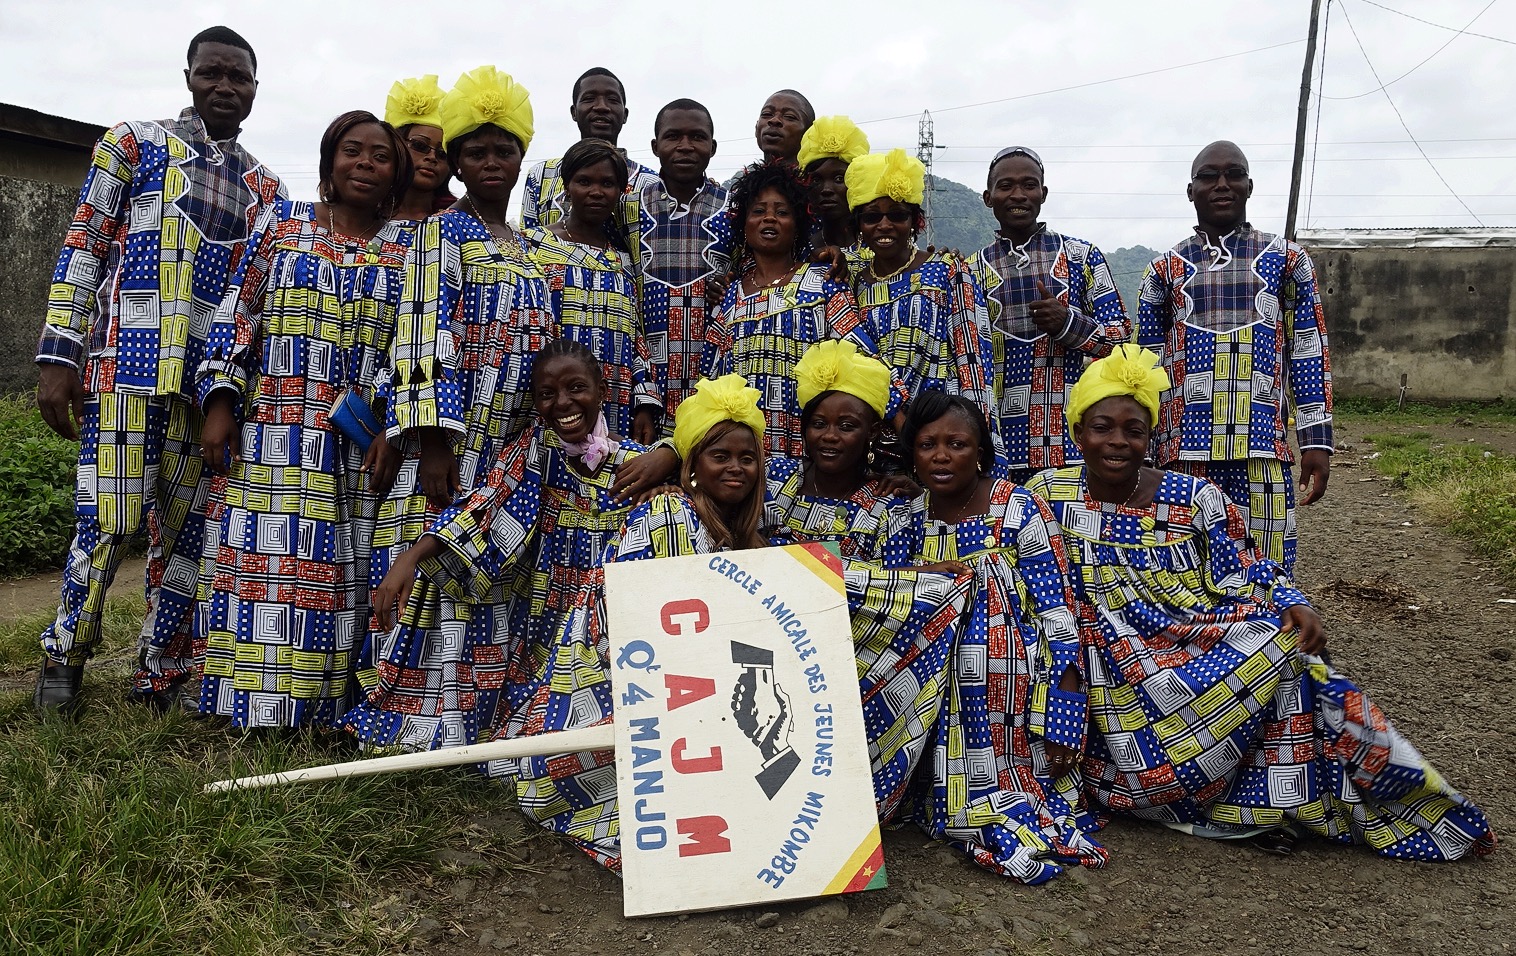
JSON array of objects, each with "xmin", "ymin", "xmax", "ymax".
[
  {"xmin": 968, "ymin": 146, "xmax": 1131, "ymax": 484},
  {"xmin": 1135, "ymin": 140, "xmax": 1333, "ymax": 573}
]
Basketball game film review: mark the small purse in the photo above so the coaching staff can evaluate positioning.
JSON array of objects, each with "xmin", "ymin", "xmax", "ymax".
[{"xmin": 329, "ymin": 387, "xmax": 383, "ymax": 453}]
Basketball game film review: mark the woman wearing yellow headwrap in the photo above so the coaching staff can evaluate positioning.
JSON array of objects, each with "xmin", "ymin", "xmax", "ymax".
[
  {"xmin": 847, "ymin": 149, "xmax": 998, "ymax": 470},
  {"xmin": 365, "ymin": 65, "xmax": 560, "ymax": 749},
  {"xmin": 1025, "ymin": 347, "xmax": 1494, "ymax": 862},
  {"xmin": 765, "ymin": 340, "xmax": 911, "ymax": 556},
  {"xmin": 385, "ymin": 75, "xmax": 453, "ymax": 220},
  {"xmin": 797, "ymin": 116, "xmax": 870, "ymax": 253}
]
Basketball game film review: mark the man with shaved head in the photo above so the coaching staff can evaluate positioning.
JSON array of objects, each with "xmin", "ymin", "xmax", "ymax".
[{"xmin": 1134, "ymin": 140, "xmax": 1333, "ymax": 573}]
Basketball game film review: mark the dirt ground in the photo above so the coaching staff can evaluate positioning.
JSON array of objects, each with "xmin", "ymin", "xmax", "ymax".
[
  {"xmin": 406, "ymin": 417, "xmax": 1516, "ymax": 956},
  {"xmin": 7, "ymin": 421, "xmax": 1512, "ymax": 955}
]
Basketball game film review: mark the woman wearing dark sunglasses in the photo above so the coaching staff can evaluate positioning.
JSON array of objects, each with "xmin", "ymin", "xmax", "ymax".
[
  {"xmin": 848, "ymin": 149, "xmax": 998, "ymax": 468},
  {"xmin": 384, "ymin": 75, "xmax": 455, "ymax": 220}
]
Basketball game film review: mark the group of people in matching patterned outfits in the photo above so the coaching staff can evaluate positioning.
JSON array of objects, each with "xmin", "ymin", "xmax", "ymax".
[{"xmin": 31, "ymin": 25, "xmax": 1494, "ymax": 884}]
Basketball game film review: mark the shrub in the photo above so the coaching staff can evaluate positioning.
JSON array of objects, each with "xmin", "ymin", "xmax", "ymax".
[{"xmin": 0, "ymin": 395, "xmax": 76, "ymax": 577}]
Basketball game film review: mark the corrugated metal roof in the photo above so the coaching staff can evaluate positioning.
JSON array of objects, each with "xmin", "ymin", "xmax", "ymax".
[{"xmin": 1298, "ymin": 227, "xmax": 1516, "ymax": 249}]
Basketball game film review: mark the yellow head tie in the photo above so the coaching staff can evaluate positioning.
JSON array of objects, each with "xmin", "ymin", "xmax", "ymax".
[
  {"xmin": 1066, "ymin": 344, "xmax": 1172, "ymax": 440},
  {"xmin": 385, "ymin": 75, "xmax": 445, "ymax": 130},
  {"xmin": 440, "ymin": 65, "xmax": 534, "ymax": 152},
  {"xmin": 797, "ymin": 116, "xmax": 869, "ymax": 171},
  {"xmin": 672, "ymin": 375, "xmax": 766, "ymax": 461},
  {"xmin": 793, "ymin": 340, "xmax": 890, "ymax": 419},
  {"xmin": 845, "ymin": 148, "xmax": 926, "ymax": 210}
]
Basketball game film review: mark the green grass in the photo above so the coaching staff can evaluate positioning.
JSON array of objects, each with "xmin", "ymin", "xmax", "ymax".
[
  {"xmin": 0, "ymin": 601, "xmax": 533, "ymax": 955},
  {"xmin": 0, "ymin": 598, "xmax": 148, "ymax": 672},
  {"xmin": 1335, "ymin": 395, "xmax": 1516, "ymax": 426},
  {"xmin": 0, "ymin": 394, "xmax": 78, "ymax": 578},
  {"xmin": 1361, "ymin": 430, "xmax": 1516, "ymax": 581}
]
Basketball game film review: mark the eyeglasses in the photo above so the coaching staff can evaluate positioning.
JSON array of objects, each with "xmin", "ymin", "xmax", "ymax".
[
  {"xmin": 407, "ymin": 138, "xmax": 447, "ymax": 161},
  {"xmin": 990, "ymin": 146, "xmax": 1044, "ymax": 173},
  {"xmin": 1192, "ymin": 166, "xmax": 1249, "ymax": 185},
  {"xmin": 857, "ymin": 208, "xmax": 914, "ymax": 225}
]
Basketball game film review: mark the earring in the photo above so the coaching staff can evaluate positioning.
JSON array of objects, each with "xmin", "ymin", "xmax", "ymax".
[
  {"xmin": 866, "ymin": 451, "xmax": 876, "ymax": 466},
  {"xmin": 689, "ymin": 474, "xmax": 698, "ymax": 489},
  {"xmin": 976, "ymin": 461, "xmax": 984, "ymax": 474}
]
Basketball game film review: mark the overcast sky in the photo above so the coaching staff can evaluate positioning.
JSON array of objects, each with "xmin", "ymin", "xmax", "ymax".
[{"xmin": 4, "ymin": 0, "xmax": 1513, "ymax": 254}]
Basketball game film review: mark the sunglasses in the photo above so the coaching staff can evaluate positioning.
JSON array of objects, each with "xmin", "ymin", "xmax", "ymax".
[
  {"xmin": 407, "ymin": 138, "xmax": 447, "ymax": 161},
  {"xmin": 857, "ymin": 208, "xmax": 914, "ymax": 225},
  {"xmin": 990, "ymin": 146, "xmax": 1044, "ymax": 173},
  {"xmin": 1193, "ymin": 166, "xmax": 1249, "ymax": 185}
]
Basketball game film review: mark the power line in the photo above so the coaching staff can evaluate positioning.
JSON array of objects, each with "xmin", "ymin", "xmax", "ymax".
[
  {"xmin": 930, "ymin": 137, "xmax": 1516, "ymax": 150},
  {"xmin": 928, "ymin": 155, "xmax": 1516, "ymax": 165},
  {"xmin": 1355, "ymin": 0, "xmax": 1516, "ymax": 45},
  {"xmin": 1325, "ymin": 0, "xmax": 1499, "ymax": 100},
  {"xmin": 855, "ymin": 39, "xmax": 1305, "ymax": 124},
  {"xmin": 1337, "ymin": 2, "xmax": 1484, "ymax": 223}
]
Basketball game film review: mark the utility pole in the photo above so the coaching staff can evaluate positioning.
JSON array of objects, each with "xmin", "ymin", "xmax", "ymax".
[
  {"xmin": 1285, "ymin": 0, "xmax": 1325, "ymax": 240},
  {"xmin": 917, "ymin": 110, "xmax": 935, "ymax": 246}
]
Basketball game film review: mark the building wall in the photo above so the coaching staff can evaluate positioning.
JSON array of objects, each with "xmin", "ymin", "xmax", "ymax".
[
  {"xmin": 0, "ymin": 137, "xmax": 93, "ymax": 186},
  {"xmin": 1311, "ymin": 246, "xmax": 1514, "ymax": 402},
  {"xmin": 0, "ymin": 175, "xmax": 79, "ymax": 395}
]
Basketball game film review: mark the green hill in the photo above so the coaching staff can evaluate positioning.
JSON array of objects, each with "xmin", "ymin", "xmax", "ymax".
[
  {"xmin": 921, "ymin": 174, "xmax": 997, "ymax": 255},
  {"xmin": 1104, "ymin": 244, "xmax": 1162, "ymax": 316}
]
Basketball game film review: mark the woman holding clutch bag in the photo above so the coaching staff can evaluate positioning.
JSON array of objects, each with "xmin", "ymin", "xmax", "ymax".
[{"xmin": 196, "ymin": 109, "xmax": 413, "ymax": 729}]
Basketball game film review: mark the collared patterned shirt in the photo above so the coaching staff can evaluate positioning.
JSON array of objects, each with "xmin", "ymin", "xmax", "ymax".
[
  {"xmin": 968, "ymin": 226, "xmax": 1130, "ymax": 472},
  {"xmin": 38, "ymin": 108, "xmax": 284, "ymax": 396},
  {"xmin": 1135, "ymin": 224, "xmax": 1333, "ymax": 465},
  {"xmin": 520, "ymin": 153, "xmax": 659, "ymax": 252},
  {"xmin": 635, "ymin": 177, "xmax": 732, "ymax": 417}
]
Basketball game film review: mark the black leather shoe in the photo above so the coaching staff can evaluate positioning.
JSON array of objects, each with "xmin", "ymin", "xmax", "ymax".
[
  {"xmin": 34, "ymin": 659, "xmax": 84, "ymax": 717},
  {"xmin": 127, "ymin": 683, "xmax": 198, "ymax": 716}
]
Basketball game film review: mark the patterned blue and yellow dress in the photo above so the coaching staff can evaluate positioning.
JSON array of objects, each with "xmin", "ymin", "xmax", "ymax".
[
  {"xmin": 345, "ymin": 426, "xmax": 645, "ymax": 751},
  {"xmin": 358, "ymin": 209, "xmax": 558, "ymax": 739},
  {"xmin": 853, "ymin": 253, "xmax": 996, "ymax": 427},
  {"xmin": 1026, "ymin": 466, "xmax": 1496, "ymax": 861},
  {"xmin": 522, "ymin": 227, "xmax": 661, "ymax": 438},
  {"xmin": 877, "ymin": 478, "xmax": 1109, "ymax": 883},
  {"xmin": 764, "ymin": 457, "xmax": 977, "ymax": 829},
  {"xmin": 196, "ymin": 200, "xmax": 413, "ymax": 728},
  {"xmin": 702, "ymin": 265, "xmax": 884, "ymax": 459}
]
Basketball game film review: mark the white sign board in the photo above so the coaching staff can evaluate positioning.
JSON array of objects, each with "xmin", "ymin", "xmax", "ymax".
[{"xmin": 603, "ymin": 542, "xmax": 886, "ymax": 917}]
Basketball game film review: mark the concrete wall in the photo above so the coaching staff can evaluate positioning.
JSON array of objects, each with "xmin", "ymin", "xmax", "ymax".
[
  {"xmin": 1311, "ymin": 246, "xmax": 1515, "ymax": 402},
  {"xmin": 0, "ymin": 175, "xmax": 79, "ymax": 395}
]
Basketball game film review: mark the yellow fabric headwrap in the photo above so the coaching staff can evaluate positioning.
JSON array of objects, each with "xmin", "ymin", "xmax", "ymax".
[
  {"xmin": 846, "ymin": 148, "xmax": 925, "ymax": 210},
  {"xmin": 385, "ymin": 75, "xmax": 445, "ymax": 130},
  {"xmin": 797, "ymin": 116, "xmax": 869, "ymax": 171},
  {"xmin": 1066, "ymin": 344, "xmax": 1172, "ymax": 439},
  {"xmin": 440, "ymin": 65, "xmax": 534, "ymax": 152},
  {"xmin": 672, "ymin": 375, "xmax": 765, "ymax": 461},
  {"xmin": 793, "ymin": 340, "xmax": 890, "ymax": 418}
]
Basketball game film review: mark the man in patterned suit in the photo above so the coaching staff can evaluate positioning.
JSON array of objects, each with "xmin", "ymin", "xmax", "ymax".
[
  {"xmin": 33, "ymin": 25, "xmax": 283, "ymax": 714},
  {"xmin": 1135, "ymin": 141, "xmax": 1333, "ymax": 573},
  {"xmin": 968, "ymin": 146, "xmax": 1131, "ymax": 485}
]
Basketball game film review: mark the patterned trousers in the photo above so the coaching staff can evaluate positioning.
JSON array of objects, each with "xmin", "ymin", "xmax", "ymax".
[
  {"xmin": 1165, "ymin": 458, "xmax": 1296, "ymax": 573},
  {"xmin": 40, "ymin": 391, "xmax": 211, "ymax": 690}
]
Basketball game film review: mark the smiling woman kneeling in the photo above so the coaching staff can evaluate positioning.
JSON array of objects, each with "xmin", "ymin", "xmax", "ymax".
[{"xmin": 1025, "ymin": 345, "xmax": 1495, "ymax": 861}]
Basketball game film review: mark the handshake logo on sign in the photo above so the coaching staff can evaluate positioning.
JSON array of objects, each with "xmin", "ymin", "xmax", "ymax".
[{"xmin": 730, "ymin": 641, "xmax": 799, "ymax": 799}]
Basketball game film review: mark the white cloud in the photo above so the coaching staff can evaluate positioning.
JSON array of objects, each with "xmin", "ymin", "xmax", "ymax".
[{"xmin": 3, "ymin": 0, "xmax": 1512, "ymax": 250}]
